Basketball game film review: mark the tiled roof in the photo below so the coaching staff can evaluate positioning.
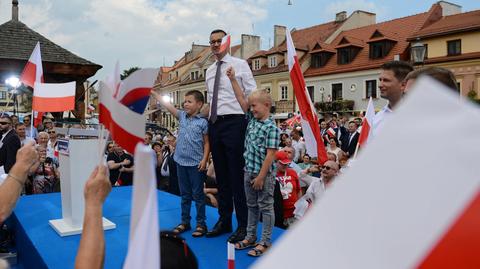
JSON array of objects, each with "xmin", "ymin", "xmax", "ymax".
[
  {"xmin": 409, "ymin": 9, "xmax": 480, "ymax": 40},
  {"xmin": 304, "ymin": 4, "xmax": 441, "ymax": 77},
  {"xmin": 0, "ymin": 20, "xmax": 99, "ymax": 67},
  {"xmin": 250, "ymin": 20, "xmax": 344, "ymax": 75},
  {"xmin": 424, "ymin": 51, "xmax": 480, "ymax": 64}
]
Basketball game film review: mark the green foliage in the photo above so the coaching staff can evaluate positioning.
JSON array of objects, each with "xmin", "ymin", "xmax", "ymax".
[{"xmin": 121, "ymin": 67, "xmax": 141, "ymax": 80}]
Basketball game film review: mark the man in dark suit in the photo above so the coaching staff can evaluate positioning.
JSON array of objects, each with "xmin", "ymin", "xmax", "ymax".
[
  {"xmin": 341, "ymin": 121, "xmax": 359, "ymax": 157},
  {"xmin": 0, "ymin": 114, "xmax": 21, "ymax": 174}
]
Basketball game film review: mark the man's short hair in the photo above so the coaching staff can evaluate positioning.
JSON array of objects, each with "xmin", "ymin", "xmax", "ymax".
[
  {"xmin": 348, "ymin": 121, "xmax": 358, "ymax": 127},
  {"xmin": 210, "ymin": 29, "xmax": 227, "ymax": 36},
  {"xmin": 0, "ymin": 114, "xmax": 12, "ymax": 122},
  {"xmin": 405, "ymin": 67, "xmax": 458, "ymax": 91},
  {"xmin": 15, "ymin": 122, "xmax": 25, "ymax": 129},
  {"xmin": 185, "ymin": 90, "xmax": 205, "ymax": 104},
  {"xmin": 381, "ymin": 61, "xmax": 414, "ymax": 82}
]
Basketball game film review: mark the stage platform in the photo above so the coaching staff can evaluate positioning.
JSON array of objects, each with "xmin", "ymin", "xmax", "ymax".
[{"xmin": 10, "ymin": 187, "xmax": 284, "ymax": 268}]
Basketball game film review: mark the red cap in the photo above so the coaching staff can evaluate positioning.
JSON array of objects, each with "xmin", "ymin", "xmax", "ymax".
[{"xmin": 276, "ymin": 150, "xmax": 291, "ymax": 165}]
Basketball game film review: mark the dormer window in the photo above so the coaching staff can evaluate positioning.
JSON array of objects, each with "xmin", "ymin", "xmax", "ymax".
[
  {"xmin": 369, "ymin": 40, "xmax": 394, "ymax": 59},
  {"xmin": 268, "ymin": 56, "xmax": 277, "ymax": 68},
  {"xmin": 337, "ymin": 47, "xmax": 360, "ymax": 64},
  {"xmin": 311, "ymin": 52, "xmax": 333, "ymax": 68},
  {"xmin": 253, "ymin": 59, "xmax": 261, "ymax": 70}
]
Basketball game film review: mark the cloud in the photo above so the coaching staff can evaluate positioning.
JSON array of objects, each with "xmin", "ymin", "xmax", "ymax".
[{"xmin": 0, "ymin": 0, "xmax": 269, "ymax": 80}]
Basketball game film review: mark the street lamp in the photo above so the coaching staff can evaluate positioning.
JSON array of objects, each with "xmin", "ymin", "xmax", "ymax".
[
  {"xmin": 411, "ymin": 39, "xmax": 426, "ymax": 65},
  {"xmin": 5, "ymin": 76, "xmax": 21, "ymax": 116}
]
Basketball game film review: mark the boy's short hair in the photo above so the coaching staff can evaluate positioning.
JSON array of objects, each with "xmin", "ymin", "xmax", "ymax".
[
  {"xmin": 381, "ymin": 61, "xmax": 414, "ymax": 82},
  {"xmin": 248, "ymin": 89, "xmax": 273, "ymax": 107},
  {"xmin": 185, "ymin": 90, "xmax": 205, "ymax": 104}
]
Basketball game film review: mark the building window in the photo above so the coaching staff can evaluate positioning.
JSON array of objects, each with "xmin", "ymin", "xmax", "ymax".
[
  {"xmin": 204, "ymin": 91, "xmax": 207, "ymax": 101},
  {"xmin": 176, "ymin": 91, "xmax": 180, "ymax": 105},
  {"xmin": 195, "ymin": 71, "xmax": 199, "ymax": 79},
  {"xmin": 369, "ymin": 41, "xmax": 394, "ymax": 59},
  {"xmin": 331, "ymin": 83, "xmax": 342, "ymax": 101},
  {"xmin": 190, "ymin": 71, "xmax": 195, "ymax": 80},
  {"xmin": 0, "ymin": 91, "xmax": 6, "ymax": 100},
  {"xmin": 269, "ymin": 56, "xmax": 277, "ymax": 68},
  {"xmin": 253, "ymin": 59, "xmax": 261, "ymax": 70},
  {"xmin": 203, "ymin": 69, "xmax": 207, "ymax": 78},
  {"xmin": 447, "ymin": 39, "xmax": 461, "ymax": 56},
  {"xmin": 337, "ymin": 47, "xmax": 360, "ymax": 64},
  {"xmin": 365, "ymin": 80, "xmax": 377, "ymax": 98},
  {"xmin": 280, "ymin": 85, "xmax": 288, "ymax": 100},
  {"xmin": 311, "ymin": 53, "xmax": 332, "ymax": 68},
  {"xmin": 307, "ymin": 86, "xmax": 314, "ymax": 102}
]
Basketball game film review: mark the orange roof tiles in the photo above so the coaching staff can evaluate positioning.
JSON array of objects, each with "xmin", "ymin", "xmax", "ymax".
[
  {"xmin": 304, "ymin": 4, "xmax": 441, "ymax": 77},
  {"xmin": 410, "ymin": 9, "xmax": 480, "ymax": 40}
]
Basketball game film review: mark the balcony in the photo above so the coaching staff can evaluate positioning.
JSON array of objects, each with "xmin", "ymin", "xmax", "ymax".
[
  {"xmin": 314, "ymin": 100, "xmax": 354, "ymax": 113},
  {"xmin": 275, "ymin": 100, "xmax": 294, "ymax": 113}
]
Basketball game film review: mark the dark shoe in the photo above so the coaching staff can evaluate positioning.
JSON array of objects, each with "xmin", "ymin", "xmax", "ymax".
[
  {"xmin": 172, "ymin": 223, "xmax": 191, "ymax": 234},
  {"xmin": 206, "ymin": 221, "xmax": 232, "ymax": 238},
  {"xmin": 227, "ymin": 227, "xmax": 247, "ymax": 243}
]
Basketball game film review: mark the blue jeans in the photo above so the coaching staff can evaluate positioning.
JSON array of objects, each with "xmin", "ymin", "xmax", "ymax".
[
  {"xmin": 176, "ymin": 164, "xmax": 206, "ymax": 227},
  {"xmin": 244, "ymin": 171, "xmax": 275, "ymax": 246}
]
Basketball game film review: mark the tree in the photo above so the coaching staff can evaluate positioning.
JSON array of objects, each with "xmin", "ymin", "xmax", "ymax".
[{"xmin": 121, "ymin": 67, "xmax": 141, "ymax": 80}]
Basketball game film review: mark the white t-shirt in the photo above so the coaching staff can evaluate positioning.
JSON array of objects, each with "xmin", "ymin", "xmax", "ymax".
[{"xmin": 292, "ymin": 139, "xmax": 306, "ymax": 163}]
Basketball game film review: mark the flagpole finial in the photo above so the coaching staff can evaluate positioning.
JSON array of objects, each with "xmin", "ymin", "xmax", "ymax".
[{"xmin": 12, "ymin": 0, "xmax": 19, "ymax": 22}]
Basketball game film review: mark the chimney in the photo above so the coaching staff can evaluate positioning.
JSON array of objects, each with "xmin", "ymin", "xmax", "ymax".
[
  {"xmin": 12, "ymin": 0, "xmax": 19, "ymax": 22},
  {"xmin": 335, "ymin": 11, "xmax": 347, "ymax": 22},
  {"xmin": 273, "ymin": 25, "xmax": 287, "ymax": 47},
  {"xmin": 240, "ymin": 34, "xmax": 260, "ymax": 59}
]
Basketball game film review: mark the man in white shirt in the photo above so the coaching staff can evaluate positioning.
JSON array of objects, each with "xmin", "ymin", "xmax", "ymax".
[
  {"xmin": 290, "ymin": 129, "xmax": 305, "ymax": 163},
  {"xmin": 372, "ymin": 61, "xmax": 413, "ymax": 137},
  {"xmin": 22, "ymin": 115, "xmax": 38, "ymax": 139},
  {"xmin": 204, "ymin": 29, "xmax": 256, "ymax": 243}
]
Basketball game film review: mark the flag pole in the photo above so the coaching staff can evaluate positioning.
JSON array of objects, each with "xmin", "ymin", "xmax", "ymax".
[
  {"xmin": 29, "ymin": 110, "xmax": 35, "ymax": 139},
  {"xmin": 352, "ymin": 140, "xmax": 360, "ymax": 160}
]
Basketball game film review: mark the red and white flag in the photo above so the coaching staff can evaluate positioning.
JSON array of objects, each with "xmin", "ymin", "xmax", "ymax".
[
  {"xmin": 32, "ymin": 81, "xmax": 75, "ymax": 112},
  {"xmin": 220, "ymin": 34, "xmax": 231, "ymax": 54},
  {"xmin": 19, "ymin": 41, "xmax": 44, "ymax": 126},
  {"xmin": 227, "ymin": 242, "xmax": 235, "ymax": 269},
  {"xmin": 326, "ymin": 127, "xmax": 336, "ymax": 138},
  {"xmin": 99, "ymin": 81, "xmax": 144, "ymax": 154},
  {"xmin": 254, "ymin": 77, "xmax": 480, "ymax": 269},
  {"xmin": 116, "ymin": 68, "xmax": 159, "ymax": 114},
  {"xmin": 286, "ymin": 29, "xmax": 328, "ymax": 164},
  {"xmin": 357, "ymin": 97, "xmax": 375, "ymax": 147},
  {"xmin": 123, "ymin": 144, "xmax": 160, "ymax": 269}
]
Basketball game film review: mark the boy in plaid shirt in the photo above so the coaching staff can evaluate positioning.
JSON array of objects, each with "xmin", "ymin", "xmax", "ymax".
[{"xmin": 225, "ymin": 66, "xmax": 279, "ymax": 257}]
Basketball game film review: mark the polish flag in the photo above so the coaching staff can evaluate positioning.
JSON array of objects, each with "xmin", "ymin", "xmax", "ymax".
[
  {"xmin": 286, "ymin": 29, "xmax": 328, "ymax": 164},
  {"xmin": 19, "ymin": 42, "xmax": 44, "ymax": 127},
  {"xmin": 253, "ymin": 77, "xmax": 480, "ymax": 269},
  {"xmin": 220, "ymin": 34, "xmax": 231, "ymax": 54},
  {"xmin": 326, "ymin": 127, "xmax": 336, "ymax": 138},
  {"xmin": 32, "ymin": 82, "xmax": 76, "ymax": 112},
  {"xmin": 106, "ymin": 61, "xmax": 121, "ymax": 98},
  {"xmin": 99, "ymin": 81, "xmax": 144, "ymax": 154},
  {"xmin": 116, "ymin": 68, "xmax": 159, "ymax": 114},
  {"xmin": 357, "ymin": 97, "xmax": 375, "ymax": 147},
  {"xmin": 123, "ymin": 144, "xmax": 160, "ymax": 269},
  {"xmin": 227, "ymin": 242, "xmax": 235, "ymax": 269}
]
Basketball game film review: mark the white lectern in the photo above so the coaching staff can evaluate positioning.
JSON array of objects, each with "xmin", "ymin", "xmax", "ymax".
[{"xmin": 49, "ymin": 129, "xmax": 116, "ymax": 236}]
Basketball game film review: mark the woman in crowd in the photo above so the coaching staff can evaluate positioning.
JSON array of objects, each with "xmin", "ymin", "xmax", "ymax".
[{"xmin": 29, "ymin": 145, "xmax": 60, "ymax": 194}]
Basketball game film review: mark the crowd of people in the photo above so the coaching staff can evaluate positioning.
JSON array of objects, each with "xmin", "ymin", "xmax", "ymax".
[{"xmin": 0, "ymin": 28, "xmax": 463, "ymax": 268}]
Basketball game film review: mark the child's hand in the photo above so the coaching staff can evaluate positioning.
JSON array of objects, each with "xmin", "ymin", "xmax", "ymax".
[
  {"xmin": 251, "ymin": 176, "xmax": 264, "ymax": 190},
  {"xmin": 226, "ymin": 66, "xmax": 236, "ymax": 81},
  {"xmin": 198, "ymin": 159, "xmax": 207, "ymax": 171},
  {"xmin": 151, "ymin": 89, "xmax": 161, "ymax": 101}
]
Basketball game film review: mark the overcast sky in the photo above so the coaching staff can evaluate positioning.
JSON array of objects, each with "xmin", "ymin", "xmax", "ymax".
[{"xmin": 0, "ymin": 0, "xmax": 479, "ymax": 81}]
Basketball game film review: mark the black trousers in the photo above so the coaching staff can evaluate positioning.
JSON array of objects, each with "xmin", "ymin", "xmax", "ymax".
[{"xmin": 209, "ymin": 115, "xmax": 248, "ymax": 228}]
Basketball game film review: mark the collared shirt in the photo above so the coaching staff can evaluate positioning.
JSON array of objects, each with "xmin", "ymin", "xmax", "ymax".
[
  {"xmin": 205, "ymin": 54, "xmax": 256, "ymax": 116},
  {"xmin": 173, "ymin": 110, "xmax": 208, "ymax": 167},
  {"xmin": 244, "ymin": 115, "xmax": 280, "ymax": 174},
  {"xmin": 372, "ymin": 104, "xmax": 393, "ymax": 138}
]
